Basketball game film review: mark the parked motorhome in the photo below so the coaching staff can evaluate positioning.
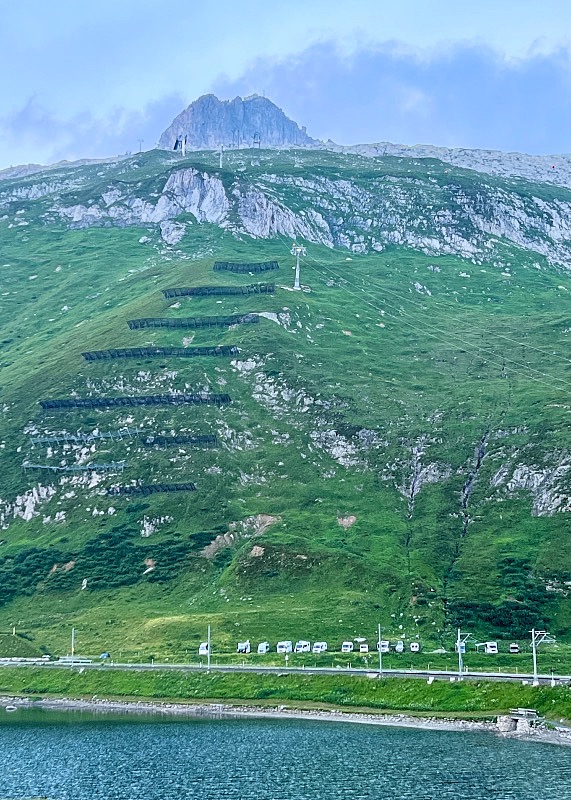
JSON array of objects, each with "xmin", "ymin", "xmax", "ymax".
[
  {"xmin": 394, "ymin": 640, "xmax": 405, "ymax": 653},
  {"xmin": 377, "ymin": 640, "xmax": 390, "ymax": 653},
  {"xmin": 475, "ymin": 641, "xmax": 498, "ymax": 654},
  {"xmin": 257, "ymin": 641, "xmax": 270, "ymax": 654},
  {"xmin": 276, "ymin": 641, "xmax": 293, "ymax": 654},
  {"xmin": 359, "ymin": 643, "xmax": 369, "ymax": 654},
  {"xmin": 237, "ymin": 640, "xmax": 251, "ymax": 654},
  {"xmin": 312, "ymin": 641, "xmax": 328, "ymax": 654},
  {"xmin": 341, "ymin": 641, "xmax": 354, "ymax": 653},
  {"xmin": 198, "ymin": 642, "xmax": 209, "ymax": 656},
  {"xmin": 410, "ymin": 642, "xmax": 420, "ymax": 653},
  {"xmin": 294, "ymin": 640, "xmax": 311, "ymax": 653},
  {"xmin": 509, "ymin": 642, "xmax": 520, "ymax": 654}
]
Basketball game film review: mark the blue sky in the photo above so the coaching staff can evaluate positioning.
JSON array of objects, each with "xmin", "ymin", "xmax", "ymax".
[{"xmin": 1, "ymin": 0, "xmax": 571, "ymax": 168}]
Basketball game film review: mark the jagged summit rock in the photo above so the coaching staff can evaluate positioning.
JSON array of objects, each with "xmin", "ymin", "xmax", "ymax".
[{"xmin": 158, "ymin": 93, "xmax": 316, "ymax": 151}]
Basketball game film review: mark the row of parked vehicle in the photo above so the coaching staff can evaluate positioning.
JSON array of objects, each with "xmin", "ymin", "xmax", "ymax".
[
  {"xmin": 198, "ymin": 639, "xmax": 422, "ymax": 655},
  {"xmin": 198, "ymin": 639, "xmax": 524, "ymax": 656}
]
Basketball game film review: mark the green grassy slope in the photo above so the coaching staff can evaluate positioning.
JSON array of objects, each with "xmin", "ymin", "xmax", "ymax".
[{"xmin": 0, "ymin": 150, "xmax": 569, "ymax": 660}]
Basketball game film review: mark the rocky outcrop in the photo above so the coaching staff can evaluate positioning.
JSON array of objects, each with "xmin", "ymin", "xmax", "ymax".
[
  {"xmin": 44, "ymin": 158, "xmax": 571, "ymax": 262},
  {"xmin": 338, "ymin": 141, "xmax": 571, "ymax": 191},
  {"xmin": 159, "ymin": 94, "xmax": 316, "ymax": 151}
]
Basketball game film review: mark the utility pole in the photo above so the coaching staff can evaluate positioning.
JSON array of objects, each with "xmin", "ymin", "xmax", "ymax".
[
  {"xmin": 71, "ymin": 626, "xmax": 75, "ymax": 667},
  {"xmin": 291, "ymin": 242, "xmax": 306, "ymax": 290},
  {"xmin": 219, "ymin": 144, "xmax": 224, "ymax": 169},
  {"xmin": 456, "ymin": 628, "xmax": 471, "ymax": 680},
  {"xmin": 137, "ymin": 138, "xmax": 144, "ymax": 153},
  {"xmin": 530, "ymin": 629, "xmax": 555, "ymax": 686},
  {"xmin": 207, "ymin": 624, "xmax": 211, "ymax": 673},
  {"xmin": 378, "ymin": 624, "xmax": 383, "ymax": 678}
]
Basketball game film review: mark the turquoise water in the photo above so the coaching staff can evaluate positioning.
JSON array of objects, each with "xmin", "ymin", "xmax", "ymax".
[{"xmin": 0, "ymin": 709, "xmax": 570, "ymax": 799}]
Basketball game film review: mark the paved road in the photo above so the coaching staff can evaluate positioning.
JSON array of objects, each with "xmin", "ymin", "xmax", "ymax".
[{"xmin": 1, "ymin": 659, "xmax": 569, "ymax": 685}]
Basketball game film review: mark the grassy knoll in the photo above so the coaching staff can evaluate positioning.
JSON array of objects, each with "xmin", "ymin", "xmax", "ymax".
[{"xmin": 0, "ymin": 667, "xmax": 570, "ymax": 722}]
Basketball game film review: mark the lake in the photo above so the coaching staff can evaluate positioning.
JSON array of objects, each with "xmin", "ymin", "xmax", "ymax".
[{"xmin": 0, "ymin": 708, "xmax": 570, "ymax": 799}]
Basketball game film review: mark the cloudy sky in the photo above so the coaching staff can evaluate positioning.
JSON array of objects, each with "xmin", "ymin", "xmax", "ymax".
[{"xmin": 2, "ymin": 0, "xmax": 571, "ymax": 168}]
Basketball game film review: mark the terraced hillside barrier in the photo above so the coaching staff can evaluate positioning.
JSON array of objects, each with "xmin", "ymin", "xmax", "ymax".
[
  {"xmin": 162, "ymin": 283, "xmax": 275, "ymax": 298},
  {"xmin": 109, "ymin": 482, "xmax": 196, "ymax": 496},
  {"xmin": 213, "ymin": 261, "xmax": 279, "ymax": 274},
  {"xmin": 30, "ymin": 428, "xmax": 140, "ymax": 445},
  {"xmin": 82, "ymin": 346, "xmax": 239, "ymax": 361},
  {"xmin": 23, "ymin": 461, "xmax": 126, "ymax": 473},
  {"xmin": 39, "ymin": 393, "xmax": 231, "ymax": 410},
  {"xmin": 143, "ymin": 434, "xmax": 217, "ymax": 447},
  {"xmin": 127, "ymin": 314, "xmax": 258, "ymax": 330}
]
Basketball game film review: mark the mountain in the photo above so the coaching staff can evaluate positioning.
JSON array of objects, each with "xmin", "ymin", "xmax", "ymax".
[
  {"xmin": 158, "ymin": 94, "xmax": 316, "ymax": 151},
  {"xmin": 0, "ymin": 145, "xmax": 569, "ymax": 660}
]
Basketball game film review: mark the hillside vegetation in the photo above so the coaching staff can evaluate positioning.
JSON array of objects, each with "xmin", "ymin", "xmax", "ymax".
[{"xmin": 0, "ymin": 148, "xmax": 569, "ymax": 659}]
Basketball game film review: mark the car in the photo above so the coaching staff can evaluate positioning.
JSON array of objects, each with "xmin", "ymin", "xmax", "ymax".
[
  {"xmin": 276, "ymin": 641, "xmax": 293, "ymax": 654},
  {"xmin": 257, "ymin": 641, "xmax": 270, "ymax": 654},
  {"xmin": 312, "ymin": 641, "xmax": 328, "ymax": 654},
  {"xmin": 198, "ymin": 642, "xmax": 209, "ymax": 656},
  {"xmin": 294, "ymin": 640, "xmax": 311, "ymax": 653},
  {"xmin": 237, "ymin": 640, "xmax": 251, "ymax": 654},
  {"xmin": 341, "ymin": 641, "xmax": 354, "ymax": 653},
  {"xmin": 509, "ymin": 642, "xmax": 520, "ymax": 654}
]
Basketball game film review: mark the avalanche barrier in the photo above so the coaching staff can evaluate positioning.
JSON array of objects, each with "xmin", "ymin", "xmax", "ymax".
[
  {"xmin": 82, "ymin": 346, "xmax": 239, "ymax": 361},
  {"xmin": 143, "ymin": 434, "xmax": 217, "ymax": 447},
  {"xmin": 127, "ymin": 314, "xmax": 258, "ymax": 330},
  {"xmin": 39, "ymin": 393, "xmax": 231, "ymax": 410},
  {"xmin": 213, "ymin": 261, "xmax": 279, "ymax": 274},
  {"xmin": 162, "ymin": 283, "xmax": 275, "ymax": 297},
  {"xmin": 109, "ymin": 482, "xmax": 197, "ymax": 496},
  {"xmin": 23, "ymin": 461, "xmax": 126, "ymax": 473},
  {"xmin": 30, "ymin": 428, "xmax": 140, "ymax": 445}
]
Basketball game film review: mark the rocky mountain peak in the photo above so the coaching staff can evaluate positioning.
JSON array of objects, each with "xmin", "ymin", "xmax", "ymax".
[{"xmin": 158, "ymin": 93, "xmax": 316, "ymax": 151}]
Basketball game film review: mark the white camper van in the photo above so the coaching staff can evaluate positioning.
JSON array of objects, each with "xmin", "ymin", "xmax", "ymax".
[
  {"xmin": 341, "ymin": 641, "xmax": 354, "ymax": 653},
  {"xmin": 276, "ymin": 641, "xmax": 293, "ymax": 654},
  {"xmin": 394, "ymin": 640, "xmax": 405, "ymax": 653},
  {"xmin": 410, "ymin": 642, "xmax": 420, "ymax": 653},
  {"xmin": 257, "ymin": 641, "xmax": 270, "ymax": 654},
  {"xmin": 294, "ymin": 640, "xmax": 311, "ymax": 653},
  {"xmin": 312, "ymin": 641, "xmax": 328, "ymax": 654},
  {"xmin": 509, "ymin": 642, "xmax": 520, "ymax": 654},
  {"xmin": 484, "ymin": 641, "xmax": 498, "ymax": 654},
  {"xmin": 359, "ymin": 643, "xmax": 369, "ymax": 654},
  {"xmin": 198, "ymin": 642, "xmax": 209, "ymax": 656},
  {"xmin": 237, "ymin": 640, "xmax": 251, "ymax": 654},
  {"xmin": 377, "ymin": 640, "xmax": 390, "ymax": 653}
]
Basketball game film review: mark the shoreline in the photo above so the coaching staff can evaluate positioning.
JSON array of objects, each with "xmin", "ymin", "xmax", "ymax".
[{"xmin": 2, "ymin": 695, "xmax": 570, "ymax": 747}]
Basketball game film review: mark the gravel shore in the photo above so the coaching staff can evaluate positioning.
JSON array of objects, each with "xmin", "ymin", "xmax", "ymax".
[{"xmin": 1, "ymin": 696, "xmax": 570, "ymax": 746}]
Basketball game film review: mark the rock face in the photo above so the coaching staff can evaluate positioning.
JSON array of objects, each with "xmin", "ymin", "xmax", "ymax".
[{"xmin": 158, "ymin": 94, "xmax": 316, "ymax": 151}]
